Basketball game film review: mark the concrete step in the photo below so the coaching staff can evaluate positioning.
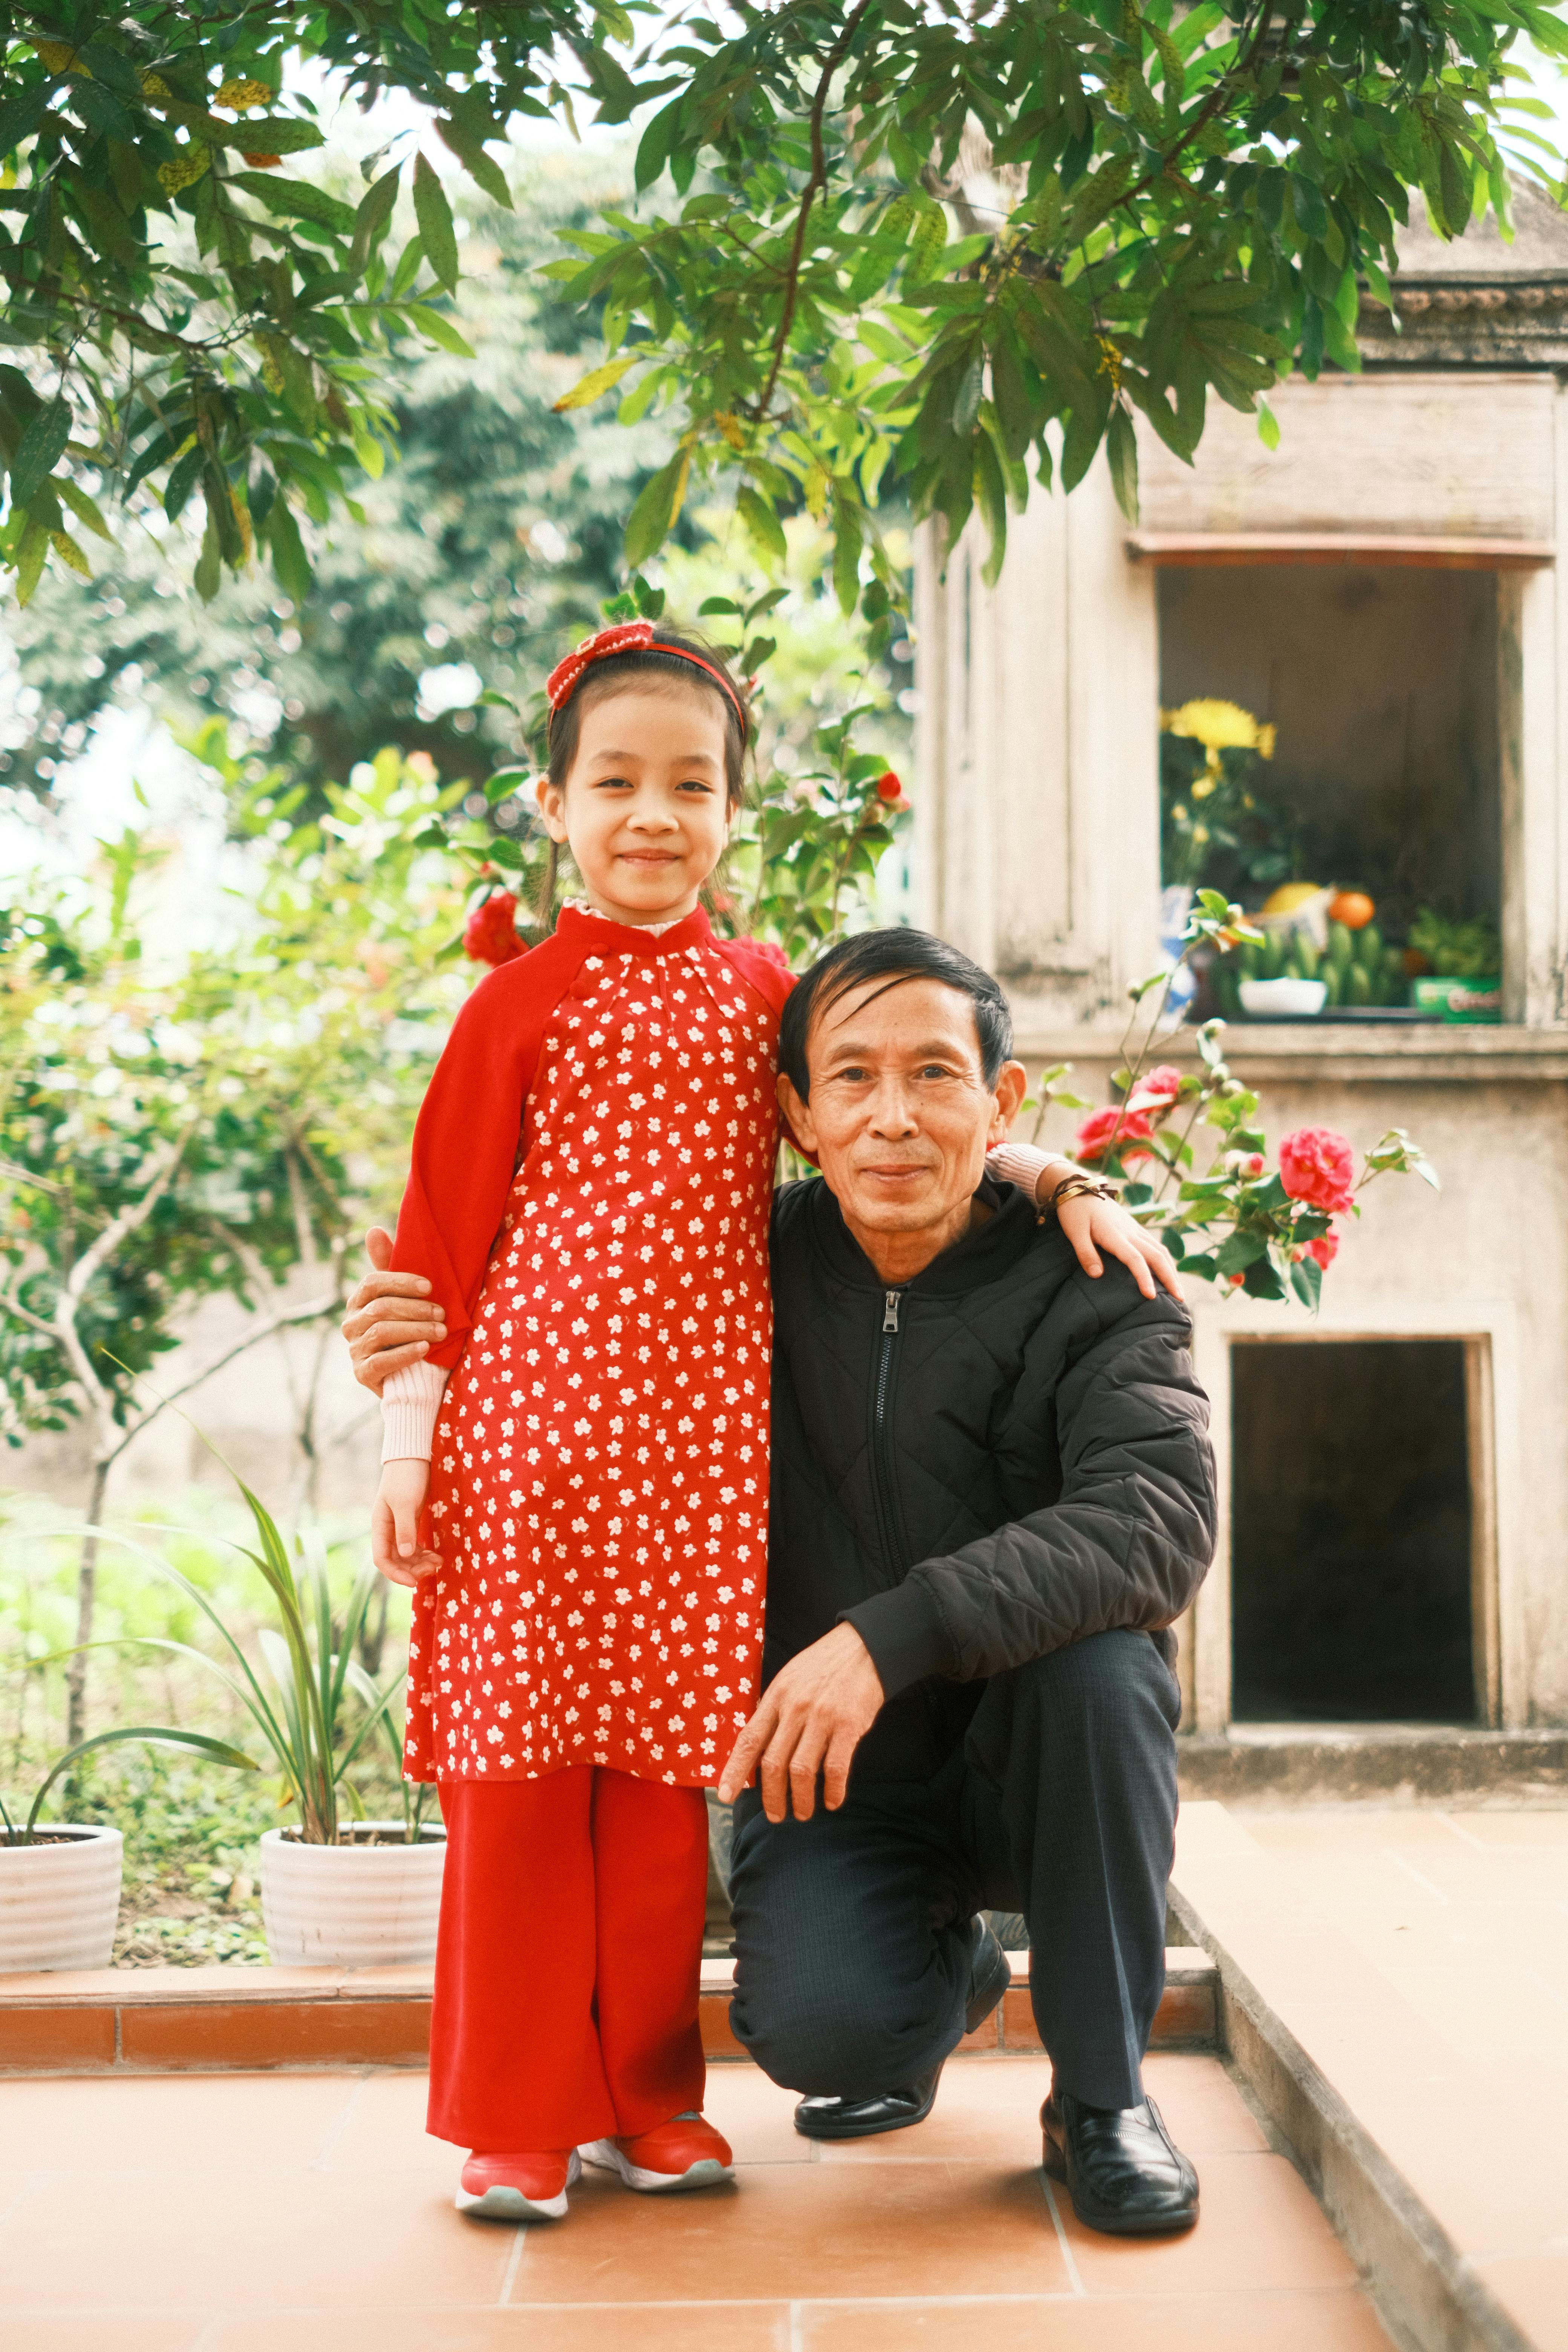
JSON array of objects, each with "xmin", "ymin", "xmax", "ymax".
[
  {"xmin": 1172, "ymin": 1798, "xmax": 1566, "ymax": 2352},
  {"xmin": 0, "ymin": 1946, "xmax": 1219, "ymax": 2074}
]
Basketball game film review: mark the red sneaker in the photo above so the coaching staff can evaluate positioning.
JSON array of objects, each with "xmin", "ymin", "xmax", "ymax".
[
  {"xmin": 455, "ymin": 2147, "xmax": 580, "ymax": 2220},
  {"xmin": 580, "ymin": 2112, "xmax": 734, "ymax": 2193}
]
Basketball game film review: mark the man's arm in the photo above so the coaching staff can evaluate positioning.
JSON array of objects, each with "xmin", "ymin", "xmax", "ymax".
[{"xmin": 844, "ymin": 1280, "xmax": 1216, "ymax": 1700}]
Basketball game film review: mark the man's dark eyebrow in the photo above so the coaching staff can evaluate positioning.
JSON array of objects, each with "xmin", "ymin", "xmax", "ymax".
[{"xmin": 818, "ymin": 1034, "xmax": 972, "ymax": 1066}]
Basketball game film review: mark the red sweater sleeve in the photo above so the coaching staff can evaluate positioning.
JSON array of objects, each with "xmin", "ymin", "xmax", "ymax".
[{"xmin": 390, "ymin": 930, "xmax": 583, "ymax": 1370}]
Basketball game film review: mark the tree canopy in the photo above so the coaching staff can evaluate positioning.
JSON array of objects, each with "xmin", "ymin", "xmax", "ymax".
[{"xmin": 1, "ymin": 0, "xmax": 1563, "ymax": 628}]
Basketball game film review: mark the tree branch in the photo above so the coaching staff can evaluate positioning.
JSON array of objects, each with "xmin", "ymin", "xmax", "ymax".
[
  {"xmin": 52, "ymin": 1126, "xmax": 198, "ymax": 1432},
  {"xmin": 102, "ymin": 1286, "xmax": 345, "ymax": 1470},
  {"xmin": 747, "ymin": 0, "xmax": 877, "ymax": 425}
]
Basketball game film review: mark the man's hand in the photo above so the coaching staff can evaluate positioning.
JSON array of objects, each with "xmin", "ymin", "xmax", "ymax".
[
  {"xmin": 372, "ymin": 1459, "xmax": 441, "ymax": 1589},
  {"xmin": 342, "ymin": 1225, "xmax": 447, "ymax": 1395},
  {"xmin": 717, "ymin": 1623, "xmax": 885, "ymax": 1822}
]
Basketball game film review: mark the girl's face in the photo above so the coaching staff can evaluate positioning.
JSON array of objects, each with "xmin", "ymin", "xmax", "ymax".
[{"xmin": 537, "ymin": 681, "xmax": 733, "ymax": 926}]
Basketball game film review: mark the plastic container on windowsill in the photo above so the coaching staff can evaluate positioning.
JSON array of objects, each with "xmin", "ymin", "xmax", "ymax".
[
  {"xmin": 1238, "ymin": 977, "xmax": 1327, "ymax": 1018},
  {"xmin": 1411, "ymin": 975, "xmax": 1502, "ymax": 1024}
]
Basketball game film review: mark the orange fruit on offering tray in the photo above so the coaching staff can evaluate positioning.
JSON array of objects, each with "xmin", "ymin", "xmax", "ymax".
[{"xmin": 1328, "ymin": 890, "xmax": 1375, "ymax": 931}]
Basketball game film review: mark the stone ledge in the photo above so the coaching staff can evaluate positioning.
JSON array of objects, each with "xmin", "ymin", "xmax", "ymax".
[
  {"xmin": 1178, "ymin": 1726, "xmax": 1568, "ymax": 1805},
  {"xmin": 0, "ymin": 1948, "xmax": 1216, "ymax": 2074}
]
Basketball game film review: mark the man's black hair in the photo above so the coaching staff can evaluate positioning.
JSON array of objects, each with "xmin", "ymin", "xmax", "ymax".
[{"xmin": 779, "ymin": 928, "xmax": 1014, "ymax": 1100}]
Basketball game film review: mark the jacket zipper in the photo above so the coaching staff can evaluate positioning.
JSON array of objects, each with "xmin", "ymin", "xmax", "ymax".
[{"xmin": 870, "ymin": 1287, "xmax": 904, "ymax": 1578}]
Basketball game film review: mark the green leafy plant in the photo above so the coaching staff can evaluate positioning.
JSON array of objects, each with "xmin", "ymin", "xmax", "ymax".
[
  {"xmin": 1027, "ymin": 890, "xmax": 1438, "ymax": 1310},
  {"xmin": 0, "ymin": 1716, "xmax": 256, "ymax": 1847},
  {"xmin": 1159, "ymin": 698, "xmax": 1291, "ymax": 895},
  {"xmin": 1409, "ymin": 908, "xmax": 1502, "ymax": 979},
  {"xmin": 57, "ymin": 1455, "xmax": 413, "ymax": 1845}
]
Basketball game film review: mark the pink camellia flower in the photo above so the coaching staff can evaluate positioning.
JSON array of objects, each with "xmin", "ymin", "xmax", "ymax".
[
  {"xmin": 1075, "ymin": 1105, "xmax": 1155, "ymax": 1163},
  {"xmin": 1128, "ymin": 1063, "xmax": 1184, "ymax": 1113},
  {"xmin": 464, "ymin": 888, "xmax": 525, "ymax": 968},
  {"xmin": 1305, "ymin": 1228, "xmax": 1340, "ymax": 1271},
  {"xmin": 1278, "ymin": 1125, "xmax": 1356, "ymax": 1215}
]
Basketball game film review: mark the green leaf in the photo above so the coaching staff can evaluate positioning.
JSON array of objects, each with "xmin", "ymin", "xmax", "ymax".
[
  {"xmin": 57, "ymin": 476, "xmax": 112, "ymax": 541},
  {"xmin": 9, "ymin": 397, "xmax": 71, "ymax": 511},
  {"xmin": 413, "ymin": 153, "xmax": 459, "ymax": 294},
  {"xmin": 351, "ymin": 164, "xmax": 401, "ymax": 276},
  {"xmin": 1214, "ymin": 1229, "xmax": 1268, "ymax": 1275},
  {"xmin": 25, "ymin": 1727, "xmax": 258, "ymax": 1839},
  {"xmin": 435, "ymin": 113, "xmax": 512, "ymax": 210},
  {"xmin": 404, "ymin": 305, "xmax": 476, "ymax": 358},
  {"xmin": 554, "ymin": 353, "xmax": 637, "ymax": 412},
  {"xmin": 636, "ymin": 95, "xmax": 683, "ymax": 190},
  {"xmin": 1106, "ymin": 403, "xmax": 1139, "ymax": 524},
  {"xmin": 737, "ymin": 484, "xmax": 787, "ymax": 569},
  {"xmin": 232, "ymin": 173, "xmax": 357, "ymax": 237},
  {"xmin": 1289, "ymin": 1256, "xmax": 1323, "ymax": 1310},
  {"xmin": 832, "ymin": 493, "xmax": 864, "ymax": 615},
  {"xmin": 267, "ymin": 496, "xmax": 312, "ymax": 604},
  {"xmin": 484, "ymin": 766, "xmax": 532, "ymax": 804},
  {"xmin": 624, "ymin": 448, "xmax": 689, "ymax": 569},
  {"xmin": 202, "ymin": 114, "xmax": 325, "ymax": 156},
  {"xmin": 1256, "ymin": 398, "xmax": 1280, "ymax": 452},
  {"xmin": 163, "ymin": 441, "xmax": 205, "ymax": 522}
]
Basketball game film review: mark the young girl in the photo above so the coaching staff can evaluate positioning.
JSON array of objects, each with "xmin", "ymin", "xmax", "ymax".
[{"xmin": 369, "ymin": 620, "xmax": 1174, "ymax": 2225}]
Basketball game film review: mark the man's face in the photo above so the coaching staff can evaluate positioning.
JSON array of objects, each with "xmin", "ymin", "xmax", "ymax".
[{"xmin": 779, "ymin": 976, "xmax": 1026, "ymax": 1254}]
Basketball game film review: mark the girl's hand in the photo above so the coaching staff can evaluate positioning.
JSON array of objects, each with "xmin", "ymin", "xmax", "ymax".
[
  {"xmin": 372, "ymin": 1460, "xmax": 441, "ymax": 1589},
  {"xmin": 1055, "ymin": 1187, "xmax": 1183, "ymax": 1303}
]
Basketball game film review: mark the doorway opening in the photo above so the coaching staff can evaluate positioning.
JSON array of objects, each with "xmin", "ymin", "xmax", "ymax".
[{"xmin": 1230, "ymin": 1338, "xmax": 1481, "ymax": 1723}]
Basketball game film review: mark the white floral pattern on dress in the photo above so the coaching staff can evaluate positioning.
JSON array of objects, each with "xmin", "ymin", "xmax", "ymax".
[{"xmin": 404, "ymin": 934, "xmax": 778, "ymax": 1788}]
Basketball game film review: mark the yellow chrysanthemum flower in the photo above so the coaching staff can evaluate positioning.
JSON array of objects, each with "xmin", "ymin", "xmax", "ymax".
[{"xmin": 1160, "ymin": 699, "xmax": 1275, "ymax": 758}]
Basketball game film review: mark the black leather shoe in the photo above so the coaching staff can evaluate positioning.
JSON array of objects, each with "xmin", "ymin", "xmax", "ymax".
[
  {"xmin": 966, "ymin": 1915, "xmax": 1012, "ymax": 2035},
  {"xmin": 794, "ymin": 2072, "xmax": 940, "ymax": 2141},
  {"xmin": 1041, "ymin": 2091, "xmax": 1199, "ymax": 2236},
  {"xmin": 792, "ymin": 1918, "xmax": 1012, "ymax": 2142}
]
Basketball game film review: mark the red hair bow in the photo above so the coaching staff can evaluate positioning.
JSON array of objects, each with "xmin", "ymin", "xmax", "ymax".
[
  {"xmin": 544, "ymin": 622, "xmax": 747, "ymax": 728},
  {"xmin": 545, "ymin": 622, "xmax": 656, "ymax": 712}
]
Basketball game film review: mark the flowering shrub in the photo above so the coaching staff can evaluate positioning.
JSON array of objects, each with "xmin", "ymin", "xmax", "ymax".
[
  {"xmin": 1035, "ymin": 890, "xmax": 1437, "ymax": 1308},
  {"xmin": 1278, "ymin": 1127, "xmax": 1357, "ymax": 1217},
  {"xmin": 463, "ymin": 886, "xmax": 525, "ymax": 969}
]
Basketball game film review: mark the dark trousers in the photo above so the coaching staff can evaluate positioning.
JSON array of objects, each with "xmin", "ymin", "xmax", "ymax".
[{"xmin": 727, "ymin": 1629, "xmax": 1181, "ymax": 2112}]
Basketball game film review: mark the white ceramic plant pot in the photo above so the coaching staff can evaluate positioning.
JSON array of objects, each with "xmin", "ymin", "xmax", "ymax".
[
  {"xmin": 0, "ymin": 1824, "xmax": 123, "ymax": 1972},
  {"xmin": 259, "ymin": 1822, "xmax": 447, "ymax": 1967}
]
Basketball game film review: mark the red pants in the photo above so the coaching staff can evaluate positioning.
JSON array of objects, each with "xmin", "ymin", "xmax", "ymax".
[{"xmin": 427, "ymin": 1768, "xmax": 709, "ymax": 2152}]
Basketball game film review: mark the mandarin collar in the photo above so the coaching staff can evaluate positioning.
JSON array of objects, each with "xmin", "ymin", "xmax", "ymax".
[{"xmin": 554, "ymin": 902, "xmax": 714, "ymax": 959}]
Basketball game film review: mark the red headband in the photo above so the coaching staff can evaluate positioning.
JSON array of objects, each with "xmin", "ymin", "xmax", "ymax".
[{"xmin": 545, "ymin": 621, "xmax": 747, "ymax": 730}]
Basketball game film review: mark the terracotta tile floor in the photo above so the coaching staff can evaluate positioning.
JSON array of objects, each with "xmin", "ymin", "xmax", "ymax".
[
  {"xmin": 0, "ymin": 2054, "xmax": 1393, "ymax": 2349},
  {"xmin": 1178, "ymin": 1801, "xmax": 1568, "ymax": 2352}
]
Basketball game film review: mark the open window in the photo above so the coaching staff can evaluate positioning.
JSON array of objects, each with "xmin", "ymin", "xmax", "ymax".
[
  {"xmin": 1157, "ymin": 563, "xmax": 1503, "ymax": 1023},
  {"xmin": 1230, "ymin": 1337, "xmax": 1493, "ymax": 1724}
]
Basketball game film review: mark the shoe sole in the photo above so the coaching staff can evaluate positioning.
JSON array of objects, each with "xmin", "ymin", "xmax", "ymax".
[
  {"xmin": 793, "ymin": 2078, "xmax": 941, "ymax": 2142},
  {"xmin": 456, "ymin": 2150, "xmax": 580, "ymax": 2221},
  {"xmin": 1041, "ymin": 2140, "xmax": 1200, "ymax": 2237},
  {"xmin": 579, "ymin": 2138, "xmax": 732, "ymax": 2193}
]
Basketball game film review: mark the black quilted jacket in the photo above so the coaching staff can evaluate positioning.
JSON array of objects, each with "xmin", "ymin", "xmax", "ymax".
[{"xmin": 766, "ymin": 1172, "xmax": 1217, "ymax": 1782}]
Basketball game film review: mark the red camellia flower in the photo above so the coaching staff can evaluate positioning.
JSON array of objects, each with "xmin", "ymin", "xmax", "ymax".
[
  {"xmin": 1075, "ymin": 1105, "xmax": 1156, "ymax": 1163},
  {"xmin": 1305, "ymin": 1228, "xmax": 1340, "ymax": 1271},
  {"xmin": 1278, "ymin": 1125, "xmax": 1356, "ymax": 1214},
  {"xmin": 464, "ymin": 889, "xmax": 525, "ymax": 968},
  {"xmin": 1128, "ymin": 1062, "xmax": 1183, "ymax": 1113},
  {"xmin": 875, "ymin": 770, "xmax": 903, "ymax": 802}
]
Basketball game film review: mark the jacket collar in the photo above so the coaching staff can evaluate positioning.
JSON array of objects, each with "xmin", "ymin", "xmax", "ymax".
[{"xmin": 805, "ymin": 1169, "xmax": 1040, "ymax": 1296}]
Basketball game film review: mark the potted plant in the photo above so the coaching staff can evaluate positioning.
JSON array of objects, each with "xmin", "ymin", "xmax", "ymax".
[
  {"xmin": 1, "ymin": 1721, "xmax": 255, "ymax": 1973},
  {"xmin": 75, "ymin": 1462, "xmax": 445, "ymax": 1968},
  {"xmin": 1407, "ymin": 910, "xmax": 1502, "ymax": 1023}
]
